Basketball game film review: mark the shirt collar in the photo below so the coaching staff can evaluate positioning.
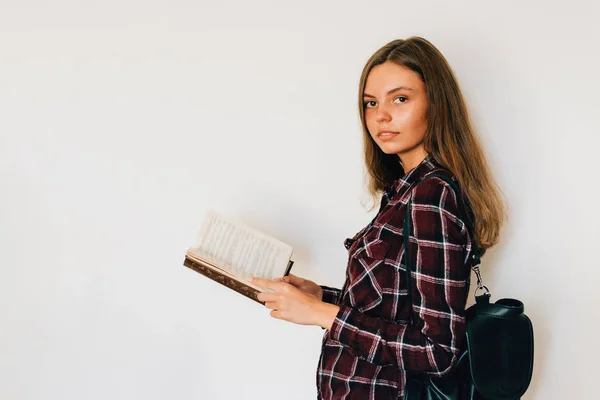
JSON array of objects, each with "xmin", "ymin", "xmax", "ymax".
[{"xmin": 386, "ymin": 154, "xmax": 438, "ymax": 197}]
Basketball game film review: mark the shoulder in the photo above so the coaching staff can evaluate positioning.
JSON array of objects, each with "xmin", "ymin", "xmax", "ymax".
[
  {"xmin": 411, "ymin": 170, "xmax": 461, "ymax": 213},
  {"xmin": 409, "ymin": 170, "xmax": 470, "ymax": 243}
]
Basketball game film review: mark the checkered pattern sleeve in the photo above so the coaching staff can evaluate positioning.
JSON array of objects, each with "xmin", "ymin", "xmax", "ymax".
[
  {"xmin": 320, "ymin": 285, "xmax": 341, "ymax": 305},
  {"xmin": 327, "ymin": 177, "xmax": 471, "ymax": 375}
]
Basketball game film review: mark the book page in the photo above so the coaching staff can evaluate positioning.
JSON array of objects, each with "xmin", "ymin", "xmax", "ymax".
[{"xmin": 190, "ymin": 210, "xmax": 293, "ymax": 280}]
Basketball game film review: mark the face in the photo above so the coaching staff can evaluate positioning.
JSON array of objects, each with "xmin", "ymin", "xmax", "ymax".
[{"xmin": 363, "ymin": 61, "xmax": 429, "ymax": 167}]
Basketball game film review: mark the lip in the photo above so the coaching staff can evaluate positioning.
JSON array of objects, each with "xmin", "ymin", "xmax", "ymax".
[{"xmin": 377, "ymin": 130, "xmax": 399, "ymax": 141}]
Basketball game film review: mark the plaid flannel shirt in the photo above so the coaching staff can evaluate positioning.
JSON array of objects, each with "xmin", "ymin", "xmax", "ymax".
[{"xmin": 316, "ymin": 155, "xmax": 473, "ymax": 399}]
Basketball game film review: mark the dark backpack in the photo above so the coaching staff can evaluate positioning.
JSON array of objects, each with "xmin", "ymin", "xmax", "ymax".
[{"xmin": 402, "ymin": 173, "xmax": 534, "ymax": 400}]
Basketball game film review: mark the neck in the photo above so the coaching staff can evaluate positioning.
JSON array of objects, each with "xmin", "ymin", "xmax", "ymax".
[{"xmin": 399, "ymin": 148, "xmax": 429, "ymax": 174}]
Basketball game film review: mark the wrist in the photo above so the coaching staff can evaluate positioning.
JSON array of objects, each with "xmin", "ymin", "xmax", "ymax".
[{"xmin": 314, "ymin": 301, "xmax": 339, "ymax": 330}]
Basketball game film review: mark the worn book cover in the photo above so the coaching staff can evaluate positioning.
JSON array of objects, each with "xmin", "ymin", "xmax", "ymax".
[{"xmin": 183, "ymin": 210, "xmax": 294, "ymax": 304}]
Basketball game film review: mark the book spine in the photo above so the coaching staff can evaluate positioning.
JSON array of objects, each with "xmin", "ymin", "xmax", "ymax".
[
  {"xmin": 183, "ymin": 256, "xmax": 264, "ymax": 305},
  {"xmin": 284, "ymin": 259, "xmax": 294, "ymax": 277}
]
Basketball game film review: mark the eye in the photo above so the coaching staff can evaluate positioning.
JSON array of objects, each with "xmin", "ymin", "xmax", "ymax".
[
  {"xmin": 394, "ymin": 96, "xmax": 407, "ymax": 103},
  {"xmin": 364, "ymin": 100, "xmax": 377, "ymax": 108}
]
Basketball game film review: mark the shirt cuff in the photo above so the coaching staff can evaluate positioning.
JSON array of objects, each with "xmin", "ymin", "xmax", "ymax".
[{"xmin": 320, "ymin": 285, "xmax": 341, "ymax": 305}]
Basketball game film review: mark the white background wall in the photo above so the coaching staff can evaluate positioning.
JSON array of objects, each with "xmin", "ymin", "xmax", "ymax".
[{"xmin": 1, "ymin": 1, "xmax": 598, "ymax": 399}]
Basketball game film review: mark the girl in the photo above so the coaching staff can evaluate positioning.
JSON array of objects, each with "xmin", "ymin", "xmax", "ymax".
[{"xmin": 251, "ymin": 36, "xmax": 504, "ymax": 399}]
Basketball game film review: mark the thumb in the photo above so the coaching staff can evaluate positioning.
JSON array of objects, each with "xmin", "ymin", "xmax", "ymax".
[{"xmin": 284, "ymin": 274, "xmax": 305, "ymax": 287}]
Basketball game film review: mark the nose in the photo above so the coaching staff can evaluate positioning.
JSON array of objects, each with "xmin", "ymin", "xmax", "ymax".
[{"xmin": 375, "ymin": 105, "xmax": 391, "ymax": 123}]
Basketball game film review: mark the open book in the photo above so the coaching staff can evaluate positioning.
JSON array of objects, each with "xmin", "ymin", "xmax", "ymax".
[{"xmin": 183, "ymin": 209, "xmax": 294, "ymax": 304}]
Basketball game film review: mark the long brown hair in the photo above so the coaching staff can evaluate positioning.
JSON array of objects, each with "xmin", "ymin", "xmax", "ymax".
[{"xmin": 358, "ymin": 37, "xmax": 505, "ymax": 252}]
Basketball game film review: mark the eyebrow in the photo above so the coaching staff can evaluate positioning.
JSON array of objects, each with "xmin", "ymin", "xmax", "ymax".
[{"xmin": 363, "ymin": 86, "xmax": 415, "ymax": 98}]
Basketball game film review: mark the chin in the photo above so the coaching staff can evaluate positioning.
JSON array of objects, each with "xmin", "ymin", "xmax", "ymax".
[{"xmin": 377, "ymin": 142, "xmax": 405, "ymax": 155}]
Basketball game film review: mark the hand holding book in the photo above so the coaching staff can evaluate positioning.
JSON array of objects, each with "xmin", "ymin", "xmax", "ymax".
[
  {"xmin": 278, "ymin": 274, "xmax": 323, "ymax": 300},
  {"xmin": 183, "ymin": 210, "xmax": 338, "ymax": 329},
  {"xmin": 251, "ymin": 276, "xmax": 340, "ymax": 330}
]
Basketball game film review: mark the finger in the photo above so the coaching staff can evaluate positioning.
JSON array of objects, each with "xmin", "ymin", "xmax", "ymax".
[
  {"xmin": 264, "ymin": 301, "xmax": 277, "ymax": 310},
  {"xmin": 280, "ymin": 276, "xmax": 301, "ymax": 288},
  {"xmin": 285, "ymin": 274, "xmax": 305, "ymax": 286},
  {"xmin": 251, "ymin": 277, "xmax": 288, "ymax": 292},
  {"xmin": 270, "ymin": 309, "xmax": 283, "ymax": 320},
  {"xmin": 256, "ymin": 291, "xmax": 279, "ymax": 303},
  {"xmin": 251, "ymin": 277, "xmax": 280, "ymax": 290}
]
